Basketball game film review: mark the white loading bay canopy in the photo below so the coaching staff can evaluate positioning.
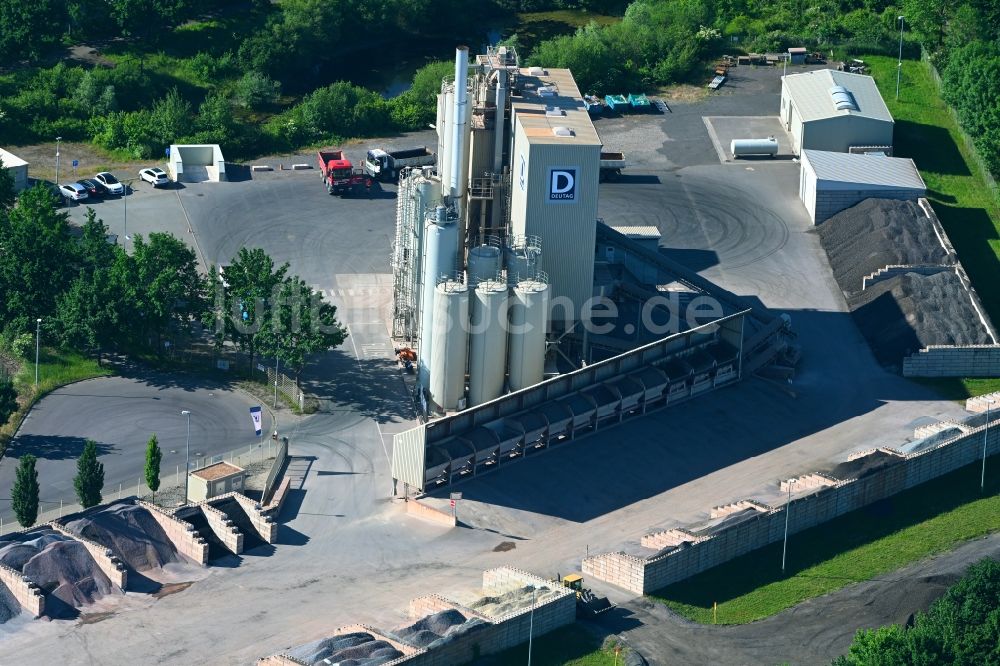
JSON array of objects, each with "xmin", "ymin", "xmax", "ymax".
[
  {"xmin": 799, "ymin": 149, "xmax": 926, "ymax": 224},
  {"xmin": 168, "ymin": 144, "xmax": 227, "ymax": 183},
  {"xmin": 780, "ymin": 70, "xmax": 894, "ymax": 155}
]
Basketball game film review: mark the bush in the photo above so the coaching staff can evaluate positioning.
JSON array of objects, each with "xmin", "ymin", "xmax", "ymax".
[{"xmin": 233, "ymin": 71, "xmax": 281, "ymax": 110}]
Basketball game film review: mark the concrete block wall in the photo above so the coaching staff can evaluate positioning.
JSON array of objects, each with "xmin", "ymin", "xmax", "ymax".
[
  {"xmin": 257, "ymin": 655, "xmax": 310, "ymax": 666},
  {"xmin": 136, "ymin": 500, "xmax": 209, "ymax": 565},
  {"xmin": 861, "ymin": 264, "xmax": 950, "ymax": 291},
  {"xmin": 967, "ymin": 392, "xmax": 1000, "ymax": 413},
  {"xmin": 214, "ymin": 492, "xmax": 278, "ymax": 543},
  {"xmin": 197, "ymin": 503, "xmax": 244, "ymax": 554},
  {"xmin": 406, "ymin": 499, "xmax": 456, "ymax": 527},
  {"xmin": 49, "ymin": 522, "xmax": 128, "ymax": 589},
  {"xmin": 710, "ymin": 500, "xmax": 769, "ymax": 518},
  {"xmin": 0, "ymin": 563, "xmax": 44, "ymax": 617},
  {"xmin": 903, "ymin": 345, "xmax": 1000, "ymax": 377},
  {"xmin": 779, "ymin": 473, "xmax": 837, "ymax": 492},
  {"xmin": 588, "ymin": 420, "xmax": 1000, "ymax": 595},
  {"xmin": 640, "ymin": 528, "xmax": 707, "ymax": 550},
  {"xmin": 264, "ymin": 477, "xmax": 291, "ymax": 515}
]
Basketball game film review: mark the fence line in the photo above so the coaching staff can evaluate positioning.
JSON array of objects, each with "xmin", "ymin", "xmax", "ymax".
[
  {"xmin": 0, "ymin": 439, "xmax": 280, "ymax": 537},
  {"xmin": 920, "ymin": 50, "xmax": 1000, "ymax": 202}
]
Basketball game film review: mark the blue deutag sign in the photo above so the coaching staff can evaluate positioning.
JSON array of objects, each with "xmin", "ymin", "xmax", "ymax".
[{"xmin": 547, "ymin": 167, "xmax": 577, "ymax": 203}]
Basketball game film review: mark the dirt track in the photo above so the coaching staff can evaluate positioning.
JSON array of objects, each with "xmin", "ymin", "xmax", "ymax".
[{"xmin": 596, "ymin": 532, "xmax": 1000, "ymax": 665}]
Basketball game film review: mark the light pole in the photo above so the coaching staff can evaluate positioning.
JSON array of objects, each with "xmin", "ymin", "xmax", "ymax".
[
  {"xmin": 122, "ymin": 179, "xmax": 134, "ymax": 248},
  {"xmin": 34, "ymin": 318, "xmax": 42, "ymax": 387},
  {"xmin": 896, "ymin": 16, "xmax": 905, "ymax": 100},
  {"xmin": 781, "ymin": 478, "xmax": 795, "ymax": 572},
  {"xmin": 181, "ymin": 410, "xmax": 191, "ymax": 503},
  {"xmin": 54, "ymin": 137, "xmax": 62, "ymax": 185},
  {"xmin": 273, "ymin": 356, "xmax": 280, "ymax": 409},
  {"xmin": 982, "ymin": 399, "xmax": 996, "ymax": 492}
]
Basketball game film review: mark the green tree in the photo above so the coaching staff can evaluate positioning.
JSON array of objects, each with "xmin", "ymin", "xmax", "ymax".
[
  {"xmin": 73, "ymin": 439, "xmax": 104, "ymax": 508},
  {"xmin": 0, "ymin": 375, "xmax": 18, "ymax": 426},
  {"xmin": 208, "ymin": 247, "xmax": 288, "ymax": 369},
  {"xmin": 127, "ymin": 232, "xmax": 207, "ymax": 352},
  {"xmin": 0, "ymin": 157, "xmax": 15, "ymax": 208},
  {"xmin": 0, "ymin": 0, "xmax": 60, "ymax": 61},
  {"xmin": 233, "ymin": 71, "xmax": 281, "ymax": 110},
  {"xmin": 11, "ymin": 454, "xmax": 40, "ymax": 528},
  {"xmin": 144, "ymin": 434, "xmax": 161, "ymax": 499},
  {"xmin": 0, "ymin": 185, "xmax": 78, "ymax": 330},
  {"xmin": 262, "ymin": 276, "xmax": 348, "ymax": 387}
]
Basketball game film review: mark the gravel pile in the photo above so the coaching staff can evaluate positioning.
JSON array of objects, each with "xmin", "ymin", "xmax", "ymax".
[
  {"xmin": 469, "ymin": 585, "xmax": 561, "ymax": 618},
  {"xmin": 849, "ymin": 271, "xmax": 992, "ymax": 365},
  {"xmin": 827, "ymin": 451, "xmax": 901, "ymax": 480},
  {"xmin": 817, "ymin": 199, "xmax": 951, "ymax": 296},
  {"xmin": 0, "ymin": 529, "xmax": 116, "ymax": 617},
  {"xmin": 391, "ymin": 609, "xmax": 482, "ymax": 648},
  {"xmin": 0, "ymin": 579, "xmax": 20, "ymax": 624},
  {"xmin": 63, "ymin": 502, "xmax": 182, "ymax": 573},
  {"xmin": 287, "ymin": 631, "xmax": 404, "ymax": 665}
]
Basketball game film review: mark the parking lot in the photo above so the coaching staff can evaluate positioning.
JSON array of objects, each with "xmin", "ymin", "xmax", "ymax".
[{"xmin": 8, "ymin": 66, "xmax": 972, "ymax": 664}]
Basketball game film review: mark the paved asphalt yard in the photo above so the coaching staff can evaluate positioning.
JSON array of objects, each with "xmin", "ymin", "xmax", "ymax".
[{"xmin": 0, "ymin": 68, "xmax": 978, "ymax": 664}]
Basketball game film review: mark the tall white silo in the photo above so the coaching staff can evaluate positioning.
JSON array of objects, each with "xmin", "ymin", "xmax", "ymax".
[
  {"xmin": 417, "ymin": 206, "xmax": 459, "ymax": 388},
  {"xmin": 430, "ymin": 279, "xmax": 470, "ymax": 412},
  {"xmin": 468, "ymin": 279, "xmax": 508, "ymax": 406},
  {"xmin": 507, "ymin": 276, "xmax": 550, "ymax": 391},
  {"xmin": 466, "ymin": 239, "xmax": 502, "ymax": 286}
]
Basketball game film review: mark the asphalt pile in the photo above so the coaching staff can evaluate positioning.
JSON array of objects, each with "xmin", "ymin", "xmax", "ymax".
[
  {"xmin": 0, "ymin": 528, "xmax": 115, "ymax": 617},
  {"xmin": 64, "ymin": 502, "xmax": 183, "ymax": 573},
  {"xmin": 286, "ymin": 631, "xmax": 405, "ymax": 665},
  {"xmin": 827, "ymin": 451, "xmax": 901, "ymax": 480},
  {"xmin": 817, "ymin": 199, "xmax": 951, "ymax": 296},
  {"xmin": 391, "ymin": 608, "xmax": 488, "ymax": 649},
  {"xmin": 469, "ymin": 584, "xmax": 561, "ymax": 618},
  {"xmin": 849, "ymin": 271, "xmax": 992, "ymax": 365}
]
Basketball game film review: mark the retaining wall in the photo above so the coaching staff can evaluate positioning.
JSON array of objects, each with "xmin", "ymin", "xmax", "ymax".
[
  {"xmin": 229, "ymin": 492, "xmax": 279, "ymax": 543},
  {"xmin": 265, "ymin": 477, "xmax": 291, "ymax": 516},
  {"xmin": 49, "ymin": 522, "xmax": 128, "ymax": 589},
  {"xmin": 967, "ymin": 392, "xmax": 1000, "ymax": 413},
  {"xmin": 257, "ymin": 655, "xmax": 309, "ymax": 666},
  {"xmin": 405, "ymin": 499, "xmax": 456, "ymax": 527},
  {"xmin": 585, "ymin": 417, "xmax": 1000, "ymax": 594},
  {"xmin": 0, "ymin": 563, "xmax": 44, "ymax": 617},
  {"xmin": 136, "ymin": 500, "xmax": 209, "ymax": 565},
  {"xmin": 903, "ymin": 345, "xmax": 1000, "ymax": 377},
  {"xmin": 262, "ymin": 438, "xmax": 289, "ymax": 505},
  {"xmin": 197, "ymin": 503, "xmax": 243, "ymax": 554}
]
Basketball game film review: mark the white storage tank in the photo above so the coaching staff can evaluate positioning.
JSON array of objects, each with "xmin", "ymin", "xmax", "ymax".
[
  {"xmin": 468, "ymin": 280, "xmax": 509, "ymax": 406},
  {"xmin": 731, "ymin": 137, "xmax": 779, "ymax": 158},
  {"xmin": 467, "ymin": 240, "xmax": 502, "ymax": 286},
  {"xmin": 507, "ymin": 278, "xmax": 549, "ymax": 391},
  {"xmin": 418, "ymin": 206, "xmax": 459, "ymax": 388},
  {"xmin": 430, "ymin": 279, "xmax": 470, "ymax": 412},
  {"xmin": 505, "ymin": 236, "xmax": 542, "ymax": 286}
]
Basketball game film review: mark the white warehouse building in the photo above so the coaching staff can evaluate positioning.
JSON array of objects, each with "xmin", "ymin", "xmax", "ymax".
[
  {"xmin": 0, "ymin": 148, "xmax": 29, "ymax": 192},
  {"xmin": 780, "ymin": 69, "xmax": 894, "ymax": 155},
  {"xmin": 799, "ymin": 149, "xmax": 926, "ymax": 224}
]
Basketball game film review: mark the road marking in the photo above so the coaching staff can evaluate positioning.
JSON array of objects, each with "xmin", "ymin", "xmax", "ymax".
[{"xmin": 346, "ymin": 325, "xmax": 391, "ymax": 465}]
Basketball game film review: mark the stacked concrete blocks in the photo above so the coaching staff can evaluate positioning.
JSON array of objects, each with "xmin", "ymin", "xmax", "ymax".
[
  {"xmin": 196, "ymin": 502, "xmax": 244, "ymax": 554},
  {"xmin": 0, "ymin": 562, "xmax": 45, "ymax": 617},
  {"xmin": 49, "ymin": 522, "xmax": 128, "ymax": 589},
  {"xmin": 903, "ymin": 345, "xmax": 1000, "ymax": 378},
  {"xmin": 136, "ymin": 500, "xmax": 209, "ymax": 564}
]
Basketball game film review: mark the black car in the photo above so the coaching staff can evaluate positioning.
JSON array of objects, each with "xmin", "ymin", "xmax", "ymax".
[{"xmin": 76, "ymin": 179, "xmax": 109, "ymax": 198}]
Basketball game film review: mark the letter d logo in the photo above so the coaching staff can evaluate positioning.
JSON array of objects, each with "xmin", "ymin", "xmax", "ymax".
[{"xmin": 548, "ymin": 168, "xmax": 577, "ymax": 202}]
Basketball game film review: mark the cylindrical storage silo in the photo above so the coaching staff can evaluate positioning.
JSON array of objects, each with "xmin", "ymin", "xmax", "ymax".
[
  {"xmin": 430, "ymin": 279, "xmax": 470, "ymax": 412},
  {"xmin": 505, "ymin": 241, "xmax": 542, "ymax": 286},
  {"xmin": 507, "ymin": 279, "xmax": 549, "ymax": 391},
  {"xmin": 468, "ymin": 280, "xmax": 508, "ymax": 406},
  {"xmin": 467, "ymin": 243, "xmax": 502, "ymax": 286},
  {"xmin": 418, "ymin": 206, "xmax": 459, "ymax": 389}
]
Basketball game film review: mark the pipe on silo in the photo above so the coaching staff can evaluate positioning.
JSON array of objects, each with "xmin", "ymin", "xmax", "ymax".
[
  {"xmin": 492, "ymin": 68, "xmax": 507, "ymax": 173},
  {"xmin": 451, "ymin": 46, "xmax": 470, "ymax": 198}
]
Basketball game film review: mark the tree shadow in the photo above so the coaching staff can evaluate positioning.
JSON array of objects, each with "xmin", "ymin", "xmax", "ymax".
[
  {"xmin": 893, "ymin": 120, "xmax": 970, "ymax": 176},
  {"xmin": 930, "ymin": 204, "xmax": 1000, "ymax": 324},
  {"xmin": 8, "ymin": 435, "xmax": 114, "ymax": 461},
  {"xmin": 299, "ymin": 351, "xmax": 415, "ymax": 426}
]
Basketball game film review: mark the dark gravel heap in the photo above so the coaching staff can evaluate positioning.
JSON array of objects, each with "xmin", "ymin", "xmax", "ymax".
[
  {"xmin": 391, "ymin": 608, "xmax": 488, "ymax": 649},
  {"xmin": 0, "ymin": 579, "xmax": 20, "ymax": 624},
  {"xmin": 64, "ymin": 502, "xmax": 182, "ymax": 573},
  {"xmin": 849, "ymin": 271, "xmax": 992, "ymax": 365},
  {"xmin": 826, "ymin": 451, "xmax": 901, "ymax": 480},
  {"xmin": 287, "ymin": 631, "xmax": 404, "ymax": 665},
  {"xmin": 817, "ymin": 199, "xmax": 951, "ymax": 297}
]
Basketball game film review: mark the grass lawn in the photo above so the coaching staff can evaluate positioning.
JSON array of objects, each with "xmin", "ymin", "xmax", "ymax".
[
  {"xmin": 0, "ymin": 348, "xmax": 111, "ymax": 457},
  {"xmin": 485, "ymin": 624, "xmax": 625, "ymax": 665},
  {"xmin": 650, "ymin": 459, "xmax": 1000, "ymax": 624},
  {"xmin": 862, "ymin": 55, "xmax": 1000, "ymax": 400}
]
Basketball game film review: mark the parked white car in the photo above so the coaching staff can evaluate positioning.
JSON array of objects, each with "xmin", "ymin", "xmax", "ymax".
[
  {"xmin": 58, "ymin": 182, "xmax": 89, "ymax": 201},
  {"xmin": 94, "ymin": 171, "xmax": 125, "ymax": 195},
  {"xmin": 139, "ymin": 167, "xmax": 170, "ymax": 187}
]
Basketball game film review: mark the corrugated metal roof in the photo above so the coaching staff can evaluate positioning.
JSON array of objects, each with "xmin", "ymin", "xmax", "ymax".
[
  {"xmin": 610, "ymin": 224, "xmax": 662, "ymax": 239},
  {"xmin": 803, "ymin": 150, "xmax": 926, "ymax": 190},
  {"xmin": 0, "ymin": 148, "xmax": 28, "ymax": 168},
  {"xmin": 783, "ymin": 69, "xmax": 893, "ymax": 123}
]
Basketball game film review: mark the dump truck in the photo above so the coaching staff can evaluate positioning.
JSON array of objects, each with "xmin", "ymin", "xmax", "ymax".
[
  {"xmin": 318, "ymin": 149, "xmax": 365, "ymax": 196},
  {"xmin": 599, "ymin": 151, "xmax": 626, "ymax": 182},
  {"xmin": 363, "ymin": 147, "xmax": 435, "ymax": 182},
  {"xmin": 561, "ymin": 574, "xmax": 614, "ymax": 618}
]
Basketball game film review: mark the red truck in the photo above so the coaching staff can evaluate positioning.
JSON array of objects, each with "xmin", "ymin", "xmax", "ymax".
[{"xmin": 318, "ymin": 149, "xmax": 366, "ymax": 196}]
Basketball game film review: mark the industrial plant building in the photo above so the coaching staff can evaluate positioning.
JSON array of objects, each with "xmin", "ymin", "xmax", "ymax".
[
  {"xmin": 389, "ymin": 47, "xmax": 794, "ymax": 494},
  {"xmin": 799, "ymin": 150, "xmax": 926, "ymax": 224},
  {"xmin": 779, "ymin": 70, "xmax": 894, "ymax": 155}
]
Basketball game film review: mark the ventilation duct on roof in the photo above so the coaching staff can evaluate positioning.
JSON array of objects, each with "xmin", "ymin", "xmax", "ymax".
[
  {"xmin": 829, "ymin": 85, "xmax": 858, "ymax": 111},
  {"xmin": 528, "ymin": 66, "xmax": 546, "ymax": 76},
  {"xmin": 545, "ymin": 106, "xmax": 565, "ymax": 117},
  {"xmin": 553, "ymin": 126, "xmax": 573, "ymax": 137},
  {"xmin": 537, "ymin": 85, "xmax": 557, "ymax": 97}
]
